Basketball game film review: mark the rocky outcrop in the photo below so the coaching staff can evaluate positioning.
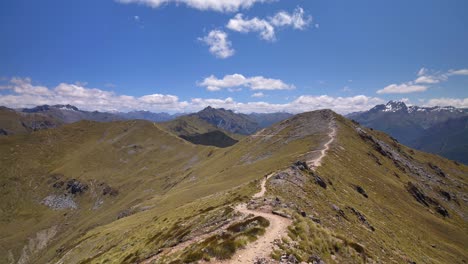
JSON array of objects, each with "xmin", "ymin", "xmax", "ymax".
[
  {"xmin": 406, "ymin": 182, "xmax": 449, "ymax": 217},
  {"xmin": 42, "ymin": 194, "xmax": 77, "ymax": 210}
]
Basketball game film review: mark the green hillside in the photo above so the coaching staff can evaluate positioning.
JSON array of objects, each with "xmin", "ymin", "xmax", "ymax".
[{"xmin": 0, "ymin": 110, "xmax": 466, "ymax": 264}]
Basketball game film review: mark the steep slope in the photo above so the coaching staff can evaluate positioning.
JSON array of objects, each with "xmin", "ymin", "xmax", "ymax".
[
  {"xmin": 1, "ymin": 110, "xmax": 466, "ymax": 264},
  {"xmin": 0, "ymin": 106, "xmax": 62, "ymax": 135},
  {"xmin": 189, "ymin": 106, "xmax": 260, "ymax": 135},
  {"xmin": 0, "ymin": 120, "xmax": 214, "ymax": 264},
  {"xmin": 348, "ymin": 101, "xmax": 468, "ymax": 163},
  {"xmin": 411, "ymin": 116, "xmax": 468, "ymax": 164}
]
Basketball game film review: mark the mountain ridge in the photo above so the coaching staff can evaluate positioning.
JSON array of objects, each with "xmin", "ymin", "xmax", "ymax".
[
  {"xmin": 347, "ymin": 100, "xmax": 468, "ymax": 163},
  {"xmin": 1, "ymin": 109, "xmax": 466, "ymax": 263}
]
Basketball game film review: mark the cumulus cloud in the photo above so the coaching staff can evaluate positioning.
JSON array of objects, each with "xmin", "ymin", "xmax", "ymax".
[
  {"xmin": 377, "ymin": 83, "xmax": 428, "ymax": 94},
  {"xmin": 227, "ymin": 14, "xmax": 275, "ymax": 40},
  {"xmin": 423, "ymin": 98, "xmax": 468, "ymax": 108},
  {"xmin": 116, "ymin": 0, "xmax": 270, "ymax": 12},
  {"xmin": 226, "ymin": 7, "xmax": 312, "ymax": 41},
  {"xmin": 198, "ymin": 74, "xmax": 295, "ymax": 91},
  {"xmin": 378, "ymin": 67, "xmax": 468, "ymax": 94},
  {"xmin": 0, "ymin": 77, "xmax": 390, "ymax": 114},
  {"xmin": 185, "ymin": 95, "xmax": 384, "ymax": 114},
  {"xmin": 199, "ymin": 30, "xmax": 235, "ymax": 59},
  {"xmin": 0, "ymin": 77, "xmax": 185, "ymax": 112}
]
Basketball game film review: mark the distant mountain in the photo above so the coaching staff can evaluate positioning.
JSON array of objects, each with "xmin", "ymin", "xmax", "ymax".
[
  {"xmin": 347, "ymin": 101, "xmax": 468, "ymax": 163},
  {"xmin": 411, "ymin": 116, "xmax": 468, "ymax": 164},
  {"xmin": 189, "ymin": 106, "xmax": 292, "ymax": 135},
  {"xmin": 189, "ymin": 106, "xmax": 260, "ymax": 135},
  {"xmin": 248, "ymin": 112, "xmax": 293, "ymax": 128},
  {"xmin": 117, "ymin": 111, "xmax": 179, "ymax": 122},
  {"xmin": 0, "ymin": 106, "xmax": 62, "ymax": 135},
  {"xmin": 21, "ymin": 104, "xmax": 123, "ymax": 123}
]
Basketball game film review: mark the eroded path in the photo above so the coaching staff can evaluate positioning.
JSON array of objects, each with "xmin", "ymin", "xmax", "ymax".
[
  {"xmin": 308, "ymin": 122, "xmax": 337, "ymax": 169},
  {"xmin": 220, "ymin": 175, "xmax": 291, "ymax": 263},
  {"xmin": 222, "ymin": 122, "xmax": 337, "ymax": 263},
  {"xmin": 142, "ymin": 120, "xmax": 337, "ymax": 264}
]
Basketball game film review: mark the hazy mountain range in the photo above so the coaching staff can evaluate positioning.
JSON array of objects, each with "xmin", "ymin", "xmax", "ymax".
[{"xmin": 348, "ymin": 101, "xmax": 468, "ymax": 164}]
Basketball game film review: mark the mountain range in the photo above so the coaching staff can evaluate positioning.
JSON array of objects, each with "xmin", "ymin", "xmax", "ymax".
[
  {"xmin": 348, "ymin": 101, "xmax": 468, "ymax": 164},
  {"xmin": 0, "ymin": 108, "xmax": 466, "ymax": 263}
]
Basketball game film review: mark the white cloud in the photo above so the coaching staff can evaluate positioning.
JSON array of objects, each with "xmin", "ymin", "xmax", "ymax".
[
  {"xmin": 423, "ymin": 98, "xmax": 468, "ymax": 108},
  {"xmin": 414, "ymin": 75, "xmax": 443, "ymax": 84},
  {"xmin": 251, "ymin": 92, "xmax": 265, "ymax": 98},
  {"xmin": 227, "ymin": 14, "xmax": 276, "ymax": 41},
  {"xmin": 226, "ymin": 7, "xmax": 312, "ymax": 41},
  {"xmin": 183, "ymin": 95, "xmax": 384, "ymax": 114},
  {"xmin": 10, "ymin": 77, "xmax": 51, "ymax": 95},
  {"xmin": 417, "ymin": 67, "xmax": 427, "ymax": 77},
  {"xmin": 378, "ymin": 67, "xmax": 468, "ymax": 94},
  {"xmin": 116, "ymin": 0, "xmax": 270, "ymax": 12},
  {"xmin": 0, "ymin": 77, "xmax": 185, "ymax": 112},
  {"xmin": 0, "ymin": 77, "xmax": 389, "ymax": 114},
  {"xmin": 134, "ymin": 15, "xmax": 140, "ymax": 21},
  {"xmin": 269, "ymin": 7, "xmax": 312, "ymax": 30},
  {"xmin": 377, "ymin": 83, "xmax": 428, "ymax": 94},
  {"xmin": 199, "ymin": 30, "xmax": 235, "ymax": 59},
  {"xmin": 448, "ymin": 69, "xmax": 468, "ymax": 76},
  {"xmin": 198, "ymin": 74, "xmax": 295, "ymax": 91}
]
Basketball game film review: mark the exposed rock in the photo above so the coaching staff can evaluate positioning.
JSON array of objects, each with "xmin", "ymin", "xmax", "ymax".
[
  {"xmin": 52, "ymin": 181, "xmax": 65, "ymax": 189},
  {"xmin": 293, "ymin": 160, "xmax": 309, "ymax": 171},
  {"xmin": 406, "ymin": 182, "xmax": 449, "ymax": 217},
  {"xmin": 272, "ymin": 210, "xmax": 292, "ymax": 219},
  {"xmin": 355, "ymin": 185, "xmax": 368, "ymax": 198},
  {"xmin": 356, "ymin": 127, "xmax": 438, "ymax": 182},
  {"xmin": 312, "ymin": 172, "xmax": 327, "ymax": 189},
  {"xmin": 66, "ymin": 179, "xmax": 88, "ymax": 195},
  {"xmin": 348, "ymin": 207, "xmax": 375, "ymax": 231},
  {"xmin": 367, "ymin": 151, "xmax": 383, "ymax": 165},
  {"xmin": 280, "ymin": 254, "xmax": 298, "ymax": 264},
  {"xmin": 331, "ymin": 204, "xmax": 347, "ymax": 220},
  {"xmin": 435, "ymin": 206, "xmax": 449, "ymax": 217},
  {"xmin": 428, "ymin": 163, "xmax": 446, "ymax": 178},
  {"xmin": 308, "ymin": 216, "xmax": 321, "ymax": 224},
  {"xmin": 254, "ymin": 257, "xmax": 268, "ymax": 264},
  {"xmin": 309, "ymin": 255, "xmax": 326, "ymax": 264},
  {"xmin": 42, "ymin": 194, "xmax": 77, "ymax": 210},
  {"xmin": 406, "ymin": 182, "xmax": 433, "ymax": 207},
  {"xmin": 117, "ymin": 209, "xmax": 134, "ymax": 219},
  {"xmin": 439, "ymin": 190, "xmax": 451, "ymax": 201},
  {"xmin": 101, "ymin": 183, "xmax": 119, "ymax": 196}
]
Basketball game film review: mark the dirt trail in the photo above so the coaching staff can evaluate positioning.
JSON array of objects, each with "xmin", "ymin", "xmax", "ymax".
[
  {"xmin": 222, "ymin": 120, "xmax": 337, "ymax": 263},
  {"xmin": 307, "ymin": 121, "xmax": 337, "ymax": 169},
  {"xmin": 141, "ymin": 120, "xmax": 337, "ymax": 264},
  {"xmin": 219, "ymin": 177, "xmax": 291, "ymax": 264}
]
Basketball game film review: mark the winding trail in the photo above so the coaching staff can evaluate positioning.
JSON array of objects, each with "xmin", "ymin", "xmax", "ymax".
[
  {"xmin": 221, "ymin": 121, "xmax": 337, "ymax": 263},
  {"xmin": 220, "ymin": 175, "xmax": 291, "ymax": 264},
  {"xmin": 141, "ymin": 120, "xmax": 337, "ymax": 264},
  {"xmin": 308, "ymin": 123, "xmax": 337, "ymax": 169}
]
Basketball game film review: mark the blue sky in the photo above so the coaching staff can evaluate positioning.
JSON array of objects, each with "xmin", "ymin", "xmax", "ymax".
[{"xmin": 0, "ymin": 0, "xmax": 467, "ymax": 113}]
